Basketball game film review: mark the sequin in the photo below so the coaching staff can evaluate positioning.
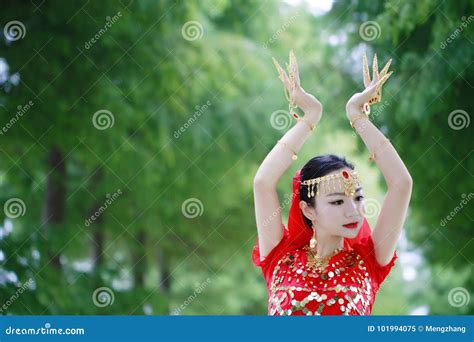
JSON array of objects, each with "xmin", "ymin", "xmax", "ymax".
[{"xmin": 266, "ymin": 241, "xmax": 392, "ymax": 316}]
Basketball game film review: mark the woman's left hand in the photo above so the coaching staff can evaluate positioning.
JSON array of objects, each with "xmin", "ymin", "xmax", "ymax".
[{"xmin": 346, "ymin": 53, "xmax": 393, "ymax": 120}]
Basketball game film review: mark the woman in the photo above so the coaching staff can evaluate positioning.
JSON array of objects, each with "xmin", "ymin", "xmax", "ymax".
[{"xmin": 252, "ymin": 51, "xmax": 412, "ymax": 315}]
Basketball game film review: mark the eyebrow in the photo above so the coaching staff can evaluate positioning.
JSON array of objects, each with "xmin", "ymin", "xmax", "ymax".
[{"xmin": 326, "ymin": 187, "xmax": 363, "ymax": 197}]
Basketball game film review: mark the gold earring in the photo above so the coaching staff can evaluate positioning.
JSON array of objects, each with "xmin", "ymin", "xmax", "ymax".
[{"xmin": 310, "ymin": 228, "xmax": 316, "ymax": 249}]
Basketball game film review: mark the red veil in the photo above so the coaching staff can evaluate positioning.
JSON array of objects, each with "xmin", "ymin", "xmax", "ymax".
[{"xmin": 252, "ymin": 168, "xmax": 372, "ymax": 282}]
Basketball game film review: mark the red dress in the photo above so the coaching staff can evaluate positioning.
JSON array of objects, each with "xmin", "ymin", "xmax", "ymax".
[{"xmin": 252, "ymin": 226, "xmax": 397, "ymax": 315}]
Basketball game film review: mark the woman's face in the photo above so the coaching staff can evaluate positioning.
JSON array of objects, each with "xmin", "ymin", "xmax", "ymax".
[{"xmin": 300, "ymin": 167, "xmax": 365, "ymax": 239}]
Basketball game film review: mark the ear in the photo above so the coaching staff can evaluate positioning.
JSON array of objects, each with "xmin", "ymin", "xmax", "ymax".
[{"xmin": 299, "ymin": 200, "xmax": 316, "ymax": 222}]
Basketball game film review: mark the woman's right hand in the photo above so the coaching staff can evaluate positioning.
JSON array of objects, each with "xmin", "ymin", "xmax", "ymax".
[{"xmin": 272, "ymin": 50, "xmax": 322, "ymax": 122}]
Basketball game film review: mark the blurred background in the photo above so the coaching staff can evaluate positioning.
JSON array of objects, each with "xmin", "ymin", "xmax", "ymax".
[{"xmin": 0, "ymin": 0, "xmax": 472, "ymax": 315}]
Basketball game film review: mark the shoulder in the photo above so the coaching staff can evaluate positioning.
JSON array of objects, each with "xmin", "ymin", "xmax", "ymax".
[{"xmin": 350, "ymin": 235, "xmax": 398, "ymax": 288}]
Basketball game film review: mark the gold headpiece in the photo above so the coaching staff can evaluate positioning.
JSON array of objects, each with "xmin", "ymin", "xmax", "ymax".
[{"xmin": 300, "ymin": 170, "xmax": 361, "ymax": 198}]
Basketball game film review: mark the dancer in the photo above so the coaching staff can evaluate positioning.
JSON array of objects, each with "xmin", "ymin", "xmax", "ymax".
[{"xmin": 252, "ymin": 51, "xmax": 412, "ymax": 315}]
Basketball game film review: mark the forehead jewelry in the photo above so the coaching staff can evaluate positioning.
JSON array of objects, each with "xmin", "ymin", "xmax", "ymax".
[{"xmin": 300, "ymin": 170, "xmax": 361, "ymax": 198}]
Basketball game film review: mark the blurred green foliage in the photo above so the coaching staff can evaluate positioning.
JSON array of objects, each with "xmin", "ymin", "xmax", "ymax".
[{"xmin": 0, "ymin": 0, "xmax": 472, "ymax": 315}]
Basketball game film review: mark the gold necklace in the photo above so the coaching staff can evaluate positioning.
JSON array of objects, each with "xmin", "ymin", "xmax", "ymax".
[{"xmin": 305, "ymin": 244, "xmax": 344, "ymax": 273}]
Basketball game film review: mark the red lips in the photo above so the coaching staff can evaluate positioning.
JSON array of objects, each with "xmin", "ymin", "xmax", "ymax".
[{"xmin": 343, "ymin": 222, "xmax": 359, "ymax": 229}]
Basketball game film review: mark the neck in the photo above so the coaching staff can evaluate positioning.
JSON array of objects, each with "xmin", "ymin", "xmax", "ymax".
[{"xmin": 313, "ymin": 230, "xmax": 344, "ymax": 257}]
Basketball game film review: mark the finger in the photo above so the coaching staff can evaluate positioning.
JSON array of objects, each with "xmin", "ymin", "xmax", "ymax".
[
  {"xmin": 285, "ymin": 60, "xmax": 298, "ymax": 97},
  {"xmin": 375, "ymin": 70, "xmax": 393, "ymax": 90},
  {"xmin": 289, "ymin": 49, "xmax": 300, "ymax": 86},
  {"xmin": 363, "ymin": 53, "xmax": 371, "ymax": 87},
  {"xmin": 365, "ymin": 71, "xmax": 392, "ymax": 105},
  {"xmin": 272, "ymin": 57, "xmax": 292, "ymax": 91},
  {"xmin": 372, "ymin": 53, "xmax": 379, "ymax": 83},
  {"xmin": 379, "ymin": 58, "xmax": 392, "ymax": 79}
]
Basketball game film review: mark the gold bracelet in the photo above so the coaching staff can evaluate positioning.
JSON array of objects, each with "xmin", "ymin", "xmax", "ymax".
[
  {"xmin": 368, "ymin": 138, "xmax": 390, "ymax": 162},
  {"xmin": 297, "ymin": 117, "xmax": 316, "ymax": 131},
  {"xmin": 350, "ymin": 113, "xmax": 370, "ymax": 129},
  {"xmin": 277, "ymin": 139, "xmax": 298, "ymax": 160}
]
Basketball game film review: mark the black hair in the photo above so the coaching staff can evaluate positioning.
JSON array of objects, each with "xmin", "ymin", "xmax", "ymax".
[{"xmin": 299, "ymin": 154, "xmax": 355, "ymax": 229}]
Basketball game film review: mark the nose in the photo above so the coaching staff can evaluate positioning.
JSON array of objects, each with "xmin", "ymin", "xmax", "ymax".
[{"xmin": 344, "ymin": 199, "xmax": 360, "ymax": 219}]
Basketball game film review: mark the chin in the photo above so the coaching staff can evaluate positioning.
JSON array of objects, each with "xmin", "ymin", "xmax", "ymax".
[{"xmin": 341, "ymin": 226, "xmax": 361, "ymax": 239}]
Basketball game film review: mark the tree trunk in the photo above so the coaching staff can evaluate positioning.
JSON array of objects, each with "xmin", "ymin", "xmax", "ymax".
[
  {"xmin": 89, "ymin": 166, "xmax": 105, "ymax": 270},
  {"xmin": 132, "ymin": 230, "xmax": 146, "ymax": 287},
  {"xmin": 41, "ymin": 145, "xmax": 66, "ymax": 269}
]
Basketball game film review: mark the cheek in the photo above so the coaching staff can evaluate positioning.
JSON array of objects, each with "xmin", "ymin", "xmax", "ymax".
[
  {"xmin": 357, "ymin": 200, "xmax": 366, "ymax": 216},
  {"xmin": 317, "ymin": 202, "xmax": 343, "ymax": 223}
]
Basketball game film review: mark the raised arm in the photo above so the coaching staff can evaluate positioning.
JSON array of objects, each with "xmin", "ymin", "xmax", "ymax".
[
  {"xmin": 254, "ymin": 51, "xmax": 322, "ymax": 260},
  {"xmin": 346, "ymin": 53, "xmax": 413, "ymax": 266}
]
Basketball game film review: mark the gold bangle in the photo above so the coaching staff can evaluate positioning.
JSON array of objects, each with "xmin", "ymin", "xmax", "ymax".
[
  {"xmin": 277, "ymin": 139, "xmax": 298, "ymax": 160},
  {"xmin": 350, "ymin": 113, "xmax": 369, "ymax": 129},
  {"xmin": 368, "ymin": 138, "xmax": 390, "ymax": 162},
  {"xmin": 297, "ymin": 117, "xmax": 316, "ymax": 131}
]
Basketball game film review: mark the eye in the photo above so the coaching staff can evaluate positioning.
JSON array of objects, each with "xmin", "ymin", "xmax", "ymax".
[
  {"xmin": 355, "ymin": 195, "xmax": 364, "ymax": 201},
  {"xmin": 330, "ymin": 200, "xmax": 344, "ymax": 205}
]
